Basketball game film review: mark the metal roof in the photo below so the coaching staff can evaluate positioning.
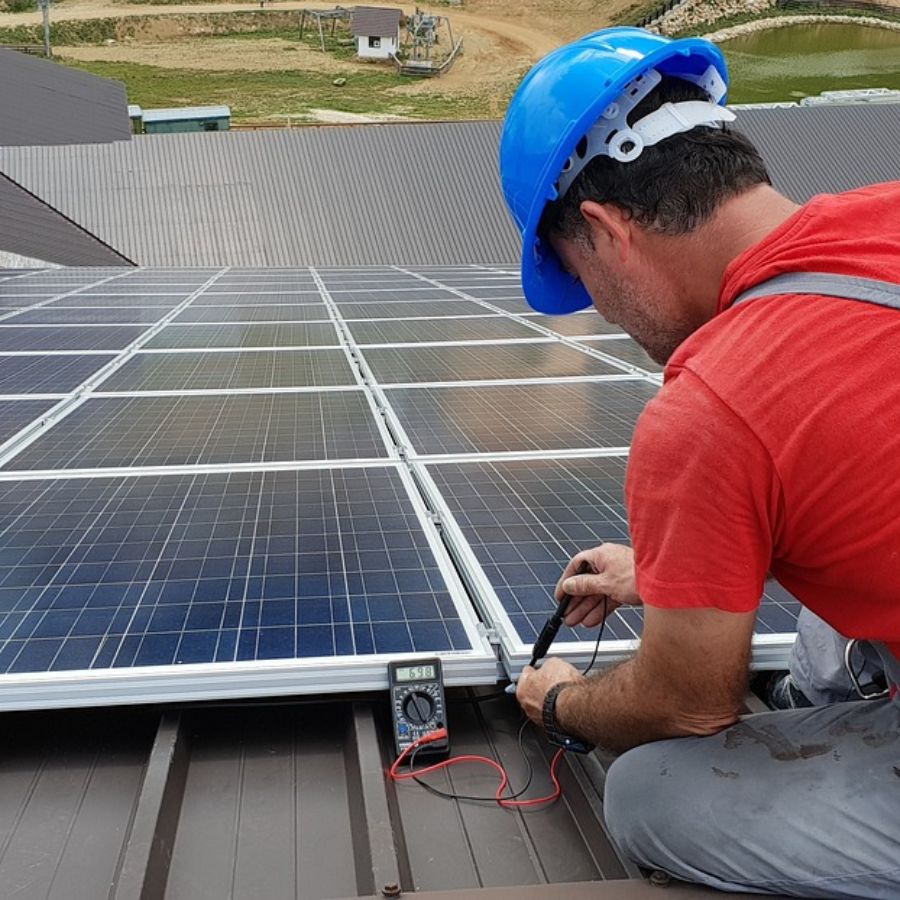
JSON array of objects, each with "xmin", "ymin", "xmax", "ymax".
[
  {"xmin": 0, "ymin": 105, "xmax": 896, "ymax": 268},
  {"xmin": 142, "ymin": 106, "xmax": 232, "ymax": 123},
  {"xmin": 351, "ymin": 6, "xmax": 403, "ymax": 37},
  {"xmin": 0, "ymin": 690, "xmax": 789, "ymax": 900},
  {"xmin": 0, "ymin": 47, "xmax": 131, "ymax": 147},
  {"xmin": 0, "ymin": 171, "xmax": 133, "ymax": 266},
  {"xmin": 0, "ymin": 122, "xmax": 521, "ymax": 267}
]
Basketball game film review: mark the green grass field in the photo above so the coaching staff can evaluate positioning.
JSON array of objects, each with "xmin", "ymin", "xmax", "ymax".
[{"xmin": 61, "ymin": 59, "xmax": 502, "ymax": 121}]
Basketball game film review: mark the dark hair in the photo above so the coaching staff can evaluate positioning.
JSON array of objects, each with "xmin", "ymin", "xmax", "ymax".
[{"xmin": 539, "ymin": 76, "xmax": 771, "ymax": 242}]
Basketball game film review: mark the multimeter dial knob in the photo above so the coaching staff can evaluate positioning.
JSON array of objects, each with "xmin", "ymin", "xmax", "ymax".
[{"xmin": 402, "ymin": 691, "xmax": 435, "ymax": 725}]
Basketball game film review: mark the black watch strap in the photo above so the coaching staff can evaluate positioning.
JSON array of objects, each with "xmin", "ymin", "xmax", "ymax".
[{"xmin": 541, "ymin": 681, "xmax": 595, "ymax": 754}]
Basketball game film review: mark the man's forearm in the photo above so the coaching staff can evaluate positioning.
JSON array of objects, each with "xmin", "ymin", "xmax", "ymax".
[{"xmin": 554, "ymin": 658, "xmax": 738, "ymax": 753}]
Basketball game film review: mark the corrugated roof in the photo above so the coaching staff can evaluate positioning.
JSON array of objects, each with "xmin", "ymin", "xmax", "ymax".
[
  {"xmin": 0, "ymin": 693, "xmax": 789, "ymax": 900},
  {"xmin": 0, "ymin": 47, "xmax": 131, "ymax": 147},
  {"xmin": 0, "ymin": 105, "xmax": 897, "ymax": 268},
  {"xmin": 0, "ymin": 171, "xmax": 133, "ymax": 266},
  {"xmin": 351, "ymin": 6, "xmax": 403, "ymax": 37},
  {"xmin": 0, "ymin": 122, "xmax": 520, "ymax": 267}
]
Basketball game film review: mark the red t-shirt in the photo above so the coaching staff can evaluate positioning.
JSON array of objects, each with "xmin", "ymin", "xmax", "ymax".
[{"xmin": 626, "ymin": 182, "xmax": 900, "ymax": 660}]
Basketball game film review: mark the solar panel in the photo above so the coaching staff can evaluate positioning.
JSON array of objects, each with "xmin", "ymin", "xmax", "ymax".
[
  {"xmin": 328, "ymin": 289, "xmax": 459, "ymax": 302},
  {"xmin": 191, "ymin": 292, "xmax": 323, "ymax": 306},
  {"xmin": 0, "ymin": 326, "xmax": 147, "ymax": 352},
  {"xmin": 422, "ymin": 457, "xmax": 800, "ymax": 669},
  {"xmin": 145, "ymin": 323, "xmax": 342, "ymax": 350},
  {"xmin": 526, "ymin": 315, "xmax": 624, "ymax": 337},
  {"xmin": 336, "ymin": 301, "xmax": 488, "ymax": 319},
  {"xmin": 0, "ymin": 264, "xmax": 794, "ymax": 707},
  {"xmin": 0, "ymin": 355, "xmax": 115, "ymax": 394},
  {"xmin": 384, "ymin": 380, "xmax": 658, "ymax": 456},
  {"xmin": 51, "ymin": 295, "xmax": 189, "ymax": 308},
  {"xmin": 172, "ymin": 306, "xmax": 331, "ymax": 324},
  {"xmin": 348, "ymin": 317, "xmax": 540, "ymax": 344},
  {"xmin": 0, "ymin": 468, "xmax": 480, "ymax": 681},
  {"xmin": 0, "ymin": 400, "xmax": 58, "ymax": 444},
  {"xmin": 8, "ymin": 308, "xmax": 170, "ymax": 326},
  {"xmin": 98, "ymin": 350, "xmax": 356, "ymax": 392},
  {"xmin": 360, "ymin": 343, "xmax": 624, "ymax": 384},
  {"xmin": 6, "ymin": 392, "xmax": 389, "ymax": 469},
  {"xmin": 583, "ymin": 337, "xmax": 663, "ymax": 373}
]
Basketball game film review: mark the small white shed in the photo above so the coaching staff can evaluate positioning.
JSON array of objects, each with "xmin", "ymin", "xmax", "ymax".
[{"xmin": 350, "ymin": 6, "xmax": 403, "ymax": 60}]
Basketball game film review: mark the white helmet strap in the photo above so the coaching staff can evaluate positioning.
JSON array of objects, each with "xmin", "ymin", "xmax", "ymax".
[{"xmin": 556, "ymin": 65, "xmax": 734, "ymax": 197}]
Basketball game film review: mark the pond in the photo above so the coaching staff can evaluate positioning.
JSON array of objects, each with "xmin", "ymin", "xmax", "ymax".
[{"xmin": 719, "ymin": 22, "xmax": 900, "ymax": 104}]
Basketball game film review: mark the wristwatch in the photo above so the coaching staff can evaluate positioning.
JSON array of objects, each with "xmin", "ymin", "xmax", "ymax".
[{"xmin": 541, "ymin": 682, "xmax": 595, "ymax": 754}]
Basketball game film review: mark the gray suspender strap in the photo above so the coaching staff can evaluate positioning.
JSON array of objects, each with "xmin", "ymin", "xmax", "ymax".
[{"xmin": 731, "ymin": 272, "xmax": 900, "ymax": 310}]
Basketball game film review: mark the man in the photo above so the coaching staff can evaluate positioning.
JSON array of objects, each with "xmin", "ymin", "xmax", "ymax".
[{"xmin": 499, "ymin": 27, "xmax": 900, "ymax": 899}]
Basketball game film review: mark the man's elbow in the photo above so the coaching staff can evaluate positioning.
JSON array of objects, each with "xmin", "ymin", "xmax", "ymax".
[{"xmin": 667, "ymin": 703, "xmax": 742, "ymax": 738}]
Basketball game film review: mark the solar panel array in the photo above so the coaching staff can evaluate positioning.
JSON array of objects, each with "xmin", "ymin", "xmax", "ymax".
[{"xmin": 0, "ymin": 265, "xmax": 797, "ymax": 708}]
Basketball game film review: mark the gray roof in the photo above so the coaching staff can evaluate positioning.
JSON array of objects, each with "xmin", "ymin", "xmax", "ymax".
[
  {"xmin": 0, "ymin": 104, "xmax": 897, "ymax": 268},
  {"xmin": 0, "ymin": 47, "xmax": 131, "ymax": 147},
  {"xmin": 0, "ymin": 696, "xmax": 781, "ymax": 900},
  {"xmin": 351, "ymin": 5, "xmax": 402, "ymax": 37},
  {"xmin": 0, "ymin": 171, "xmax": 133, "ymax": 266},
  {"xmin": 0, "ymin": 122, "xmax": 520, "ymax": 267}
]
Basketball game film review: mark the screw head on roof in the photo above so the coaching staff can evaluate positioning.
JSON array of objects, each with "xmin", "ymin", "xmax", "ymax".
[{"xmin": 382, "ymin": 882, "xmax": 401, "ymax": 897}]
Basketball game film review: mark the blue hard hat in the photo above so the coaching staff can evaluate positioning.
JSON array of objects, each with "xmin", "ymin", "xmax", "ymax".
[{"xmin": 499, "ymin": 27, "xmax": 730, "ymax": 315}]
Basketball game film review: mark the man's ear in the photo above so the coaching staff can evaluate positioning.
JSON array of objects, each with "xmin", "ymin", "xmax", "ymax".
[{"xmin": 579, "ymin": 201, "xmax": 632, "ymax": 264}]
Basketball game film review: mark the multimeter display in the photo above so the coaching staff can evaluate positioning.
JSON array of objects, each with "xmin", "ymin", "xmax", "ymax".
[
  {"xmin": 394, "ymin": 664, "xmax": 436, "ymax": 682},
  {"xmin": 388, "ymin": 657, "xmax": 449, "ymax": 760}
]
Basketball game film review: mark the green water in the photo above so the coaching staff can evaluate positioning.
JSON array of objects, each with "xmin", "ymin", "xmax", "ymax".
[{"xmin": 721, "ymin": 22, "xmax": 900, "ymax": 104}]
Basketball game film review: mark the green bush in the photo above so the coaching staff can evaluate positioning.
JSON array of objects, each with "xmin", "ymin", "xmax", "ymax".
[{"xmin": 2, "ymin": 0, "xmax": 36, "ymax": 13}]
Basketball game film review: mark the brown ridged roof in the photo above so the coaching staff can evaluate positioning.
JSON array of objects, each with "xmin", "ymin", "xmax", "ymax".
[{"xmin": 350, "ymin": 5, "xmax": 402, "ymax": 37}]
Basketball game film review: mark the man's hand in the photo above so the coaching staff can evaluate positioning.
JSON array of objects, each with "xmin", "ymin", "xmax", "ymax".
[
  {"xmin": 515, "ymin": 656, "xmax": 584, "ymax": 726},
  {"xmin": 556, "ymin": 543, "xmax": 640, "ymax": 627}
]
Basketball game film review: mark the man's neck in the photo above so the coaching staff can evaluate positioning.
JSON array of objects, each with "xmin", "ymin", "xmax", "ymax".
[{"xmin": 650, "ymin": 185, "xmax": 802, "ymax": 326}]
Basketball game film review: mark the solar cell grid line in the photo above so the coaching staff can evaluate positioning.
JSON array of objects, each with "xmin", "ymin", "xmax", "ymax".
[
  {"xmin": 4, "ymin": 391, "xmax": 392, "ymax": 471},
  {"xmin": 0, "ymin": 355, "xmax": 118, "ymax": 394},
  {"xmin": 578, "ymin": 337, "xmax": 664, "ymax": 374},
  {"xmin": 0, "ymin": 270, "xmax": 136, "ymax": 325},
  {"xmin": 50, "ymin": 295, "xmax": 192, "ymax": 308},
  {"xmin": 0, "ymin": 326, "xmax": 149, "ymax": 353},
  {"xmin": 0, "ymin": 466, "xmax": 492, "ymax": 705},
  {"xmin": 144, "ymin": 322, "xmax": 343, "ymax": 350},
  {"xmin": 358, "ymin": 343, "xmax": 623, "ymax": 384},
  {"xmin": 6, "ymin": 307, "xmax": 174, "ymax": 326},
  {"xmin": 0, "ymin": 400, "xmax": 59, "ymax": 446},
  {"xmin": 519, "ymin": 314, "xmax": 625, "ymax": 337},
  {"xmin": 417, "ymin": 457, "xmax": 799, "ymax": 672},
  {"xmin": 172, "ymin": 305, "xmax": 333, "ymax": 324},
  {"xmin": 190, "ymin": 293, "xmax": 325, "ymax": 306},
  {"xmin": 335, "ymin": 300, "xmax": 491, "ymax": 319},
  {"xmin": 347, "ymin": 317, "xmax": 541, "ymax": 345},
  {"xmin": 98, "ymin": 349, "xmax": 357, "ymax": 392},
  {"xmin": 381, "ymin": 380, "xmax": 658, "ymax": 457}
]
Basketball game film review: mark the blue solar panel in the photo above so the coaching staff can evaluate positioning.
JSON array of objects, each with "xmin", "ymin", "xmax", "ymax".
[
  {"xmin": 0, "ymin": 326, "xmax": 148, "ymax": 352},
  {"xmin": 7, "ymin": 392, "xmax": 389, "ymax": 469},
  {"xmin": 0, "ymin": 467, "xmax": 473, "ymax": 674},
  {"xmin": 0, "ymin": 355, "xmax": 115, "ymax": 394},
  {"xmin": 0, "ymin": 400, "xmax": 58, "ymax": 444},
  {"xmin": 426, "ymin": 457, "xmax": 801, "ymax": 647},
  {"xmin": 99, "ymin": 350, "xmax": 355, "ymax": 391}
]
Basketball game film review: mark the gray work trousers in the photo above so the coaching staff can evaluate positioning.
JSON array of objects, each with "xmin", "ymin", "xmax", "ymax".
[
  {"xmin": 790, "ymin": 606, "xmax": 886, "ymax": 705},
  {"xmin": 604, "ymin": 643, "xmax": 900, "ymax": 898}
]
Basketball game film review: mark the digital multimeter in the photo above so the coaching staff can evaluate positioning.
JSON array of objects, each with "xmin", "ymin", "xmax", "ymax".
[{"xmin": 388, "ymin": 657, "xmax": 449, "ymax": 760}]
